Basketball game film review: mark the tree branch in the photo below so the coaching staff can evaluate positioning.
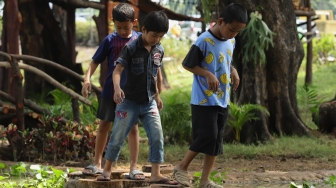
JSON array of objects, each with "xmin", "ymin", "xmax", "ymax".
[
  {"xmin": 0, "ymin": 90, "xmax": 50, "ymax": 116},
  {"xmin": 10, "ymin": 54, "xmax": 101, "ymax": 95},
  {"xmin": 49, "ymin": 0, "xmax": 105, "ymax": 10},
  {"xmin": 0, "ymin": 62, "xmax": 92, "ymax": 106}
]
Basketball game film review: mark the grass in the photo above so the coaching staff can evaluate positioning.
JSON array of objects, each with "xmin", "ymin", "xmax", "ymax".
[{"xmin": 118, "ymin": 133, "xmax": 336, "ymax": 165}]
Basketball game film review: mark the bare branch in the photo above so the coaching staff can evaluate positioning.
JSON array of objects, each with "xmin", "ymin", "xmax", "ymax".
[
  {"xmin": 0, "ymin": 62, "xmax": 92, "ymax": 106},
  {"xmin": 0, "ymin": 90, "xmax": 50, "ymax": 116},
  {"xmin": 10, "ymin": 54, "xmax": 101, "ymax": 95},
  {"xmin": 49, "ymin": 0, "xmax": 105, "ymax": 10}
]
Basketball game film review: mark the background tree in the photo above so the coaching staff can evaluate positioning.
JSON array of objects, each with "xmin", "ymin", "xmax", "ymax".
[{"xmin": 218, "ymin": 0, "xmax": 310, "ymax": 143}]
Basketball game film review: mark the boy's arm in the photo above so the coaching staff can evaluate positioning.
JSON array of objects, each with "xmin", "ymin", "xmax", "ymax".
[
  {"xmin": 82, "ymin": 60, "xmax": 99, "ymax": 97},
  {"xmin": 155, "ymin": 68, "xmax": 163, "ymax": 110},
  {"xmin": 157, "ymin": 68, "xmax": 163, "ymax": 94},
  {"xmin": 113, "ymin": 63, "xmax": 125, "ymax": 104},
  {"xmin": 230, "ymin": 65, "xmax": 240, "ymax": 91},
  {"xmin": 183, "ymin": 65, "xmax": 219, "ymax": 92}
]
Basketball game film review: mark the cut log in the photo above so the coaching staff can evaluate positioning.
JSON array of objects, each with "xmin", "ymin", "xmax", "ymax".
[{"xmin": 64, "ymin": 179, "xmax": 149, "ymax": 188}]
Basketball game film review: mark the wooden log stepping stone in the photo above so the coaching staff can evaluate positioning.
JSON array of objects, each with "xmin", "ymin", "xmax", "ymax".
[
  {"xmin": 69, "ymin": 169, "xmax": 129, "ymax": 179},
  {"xmin": 65, "ymin": 178, "xmax": 149, "ymax": 188},
  {"xmin": 142, "ymin": 164, "xmax": 173, "ymax": 174}
]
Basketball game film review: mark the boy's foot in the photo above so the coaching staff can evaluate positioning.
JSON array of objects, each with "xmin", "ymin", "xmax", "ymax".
[
  {"xmin": 82, "ymin": 165, "xmax": 103, "ymax": 175},
  {"xmin": 149, "ymin": 178, "xmax": 179, "ymax": 185},
  {"xmin": 199, "ymin": 181, "xmax": 222, "ymax": 188},
  {"xmin": 96, "ymin": 174, "xmax": 111, "ymax": 181},
  {"xmin": 173, "ymin": 167, "xmax": 190, "ymax": 187},
  {"xmin": 128, "ymin": 169, "xmax": 145, "ymax": 180}
]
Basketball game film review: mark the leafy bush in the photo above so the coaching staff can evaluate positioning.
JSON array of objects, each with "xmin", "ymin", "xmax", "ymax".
[
  {"xmin": 76, "ymin": 21, "xmax": 98, "ymax": 45},
  {"xmin": 160, "ymin": 90, "xmax": 192, "ymax": 145},
  {"xmin": 0, "ymin": 161, "xmax": 75, "ymax": 188}
]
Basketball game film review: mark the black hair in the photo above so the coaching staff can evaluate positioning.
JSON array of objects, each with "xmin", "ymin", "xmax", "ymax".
[
  {"xmin": 143, "ymin": 11, "xmax": 169, "ymax": 33},
  {"xmin": 112, "ymin": 2, "xmax": 135, "ymax": 22},
  {"xmin": 219, "ymin": 3, "xmax": 248, "ymax": 24}
]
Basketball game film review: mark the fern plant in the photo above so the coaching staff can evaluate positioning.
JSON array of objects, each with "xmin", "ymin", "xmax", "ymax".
[
  {"xmin": 239, "ymin": 10, "xmax": 276, "ymax": 66},
  {"xmin": 297, "ymin": 84, "xmax": 324, "ymax": 128},
  {"xmin": 227, "ymin": 102, "xmax": 269, "ymax": 143}
]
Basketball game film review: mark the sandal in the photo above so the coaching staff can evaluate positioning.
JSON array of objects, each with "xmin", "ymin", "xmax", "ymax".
[
  {"xmin": 199, "ymin": 181, "xmax": 222, "ymax": 188},
  {"xmin": 96, "ymin": 174, "xmax": 110, "ymax": 181},
  {"xmin": 128, "ymin": 169, "xmax": 145, "ymax": 180},
  {"xmin": 173, "ymin": 167, "xmax": 190, "ymax": 187},
  {"xmin": 82, "ymin": 164, "xmax": 103, "ymax": 175}
]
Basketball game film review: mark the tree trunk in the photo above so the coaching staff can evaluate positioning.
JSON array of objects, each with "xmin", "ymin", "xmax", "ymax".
[
  {"xmin": 18, "ymin": 0, "xmax": 82, "ymax": 101},
  {"xmin": 222, "ymin": 0, "xmax": 310, "ymax": 144},
  {"xmin": 0, "ymin": 0, "xmax": 20, "ymax": 95}
]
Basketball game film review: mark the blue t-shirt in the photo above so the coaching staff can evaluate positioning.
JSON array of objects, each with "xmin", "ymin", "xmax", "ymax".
[
  {"xmin": 92, "ymin": 30, "xmax": 140, "ymax": 98},
  {"xmin": 182, "ymin": 30, "xmax": 235, "ymax": 108}
]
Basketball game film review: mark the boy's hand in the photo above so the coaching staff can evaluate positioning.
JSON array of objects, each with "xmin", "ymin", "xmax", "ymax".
[
  {"xmin": 230, "ymin": 66, "xmax": 240, "ymax": 90},
  {"xmin": 205, "ymin": 73, "xmax": 220, "ymax": 92},
  {"xmin": 113, "ymin": 87, "xmax": 125, "ymax": 104},
  {"xmin": 155, "ymin": 96, "xmax": 163, "ymax": 110},
  {"xmin": 82, "ymin": 80, "xmax": 91, "ymax": 97}
]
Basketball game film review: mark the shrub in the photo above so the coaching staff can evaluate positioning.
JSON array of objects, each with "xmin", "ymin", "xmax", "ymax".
[
  {"xmin": 76, "ymin": 21, "xmax": 98, "ymax": 45},
  {"xmin": 160, "ymin": 90, "xmax": 192, "ymax": 145}
]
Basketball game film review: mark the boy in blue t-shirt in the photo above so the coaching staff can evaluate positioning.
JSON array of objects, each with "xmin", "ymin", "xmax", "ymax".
[
  {"xmin": 173, "ymin": 3, "xmax": 248, "ymax": 188},
  {"xmin": 82, "ymin": 3, "xmax": 160, "ymax": 180},
  {"xmin": 96, "ymin": 11, "xmax": 178, "ymax": 185}
]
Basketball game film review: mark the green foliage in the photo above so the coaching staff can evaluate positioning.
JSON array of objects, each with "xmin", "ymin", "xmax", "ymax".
[
  {"xmin": 43, "ymin": 88, "xmax": 98, "ymax": 126},
  {"xmin": 160, "ymin": 90, "xmax": 192, "ymax": 145},
  {"xmin": 311, "ymin": 35, "xmax": 336, "ymax": 64},
  {"xmin": 297, "ymin": 84, "xmax": 325, "ymax": 129},
  {"xmin": 0, "ymin": 162, "xmax": 72, "ymax": 188},
  {"xmin": 193, "ymin": 170, "xmax": 227, "ymax": 187},
  {"xmin": 200, "ymin": 0, "xmax": 216, "ymax": 23},
  {"xmin": 239, "ymin": 11, "xmax": 276, "ymax": 66},
  {"xmin": 227, "ymin": 102, "xmax": 269, "ymax": 143},
  {"xmin": 75, "ymin": 21, "xmax": 98, "ymax": 45},
  {"xmin": 290, "ymin": 181, "xmax": 316, "ymax": 188},
  {"xmin": 325, "ymin": 175, "xmax": 336, "ymax": 188}
]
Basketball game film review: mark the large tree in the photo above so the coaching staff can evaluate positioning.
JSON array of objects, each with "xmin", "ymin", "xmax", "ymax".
[{"xmin": 220, "ymin": 0, "xmax": 310, "ymax": 143}]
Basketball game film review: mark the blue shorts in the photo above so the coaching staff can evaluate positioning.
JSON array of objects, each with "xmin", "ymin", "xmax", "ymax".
[{"xmin": 104, "ymin": 99, "xmax": 164, "ymax": 163}]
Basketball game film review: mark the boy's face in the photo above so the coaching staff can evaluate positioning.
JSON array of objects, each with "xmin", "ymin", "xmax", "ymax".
[
  {"xmin": 141, "ymin": 27, "xmax": 165, "ymax": 46},
  {"xmin": 113, "ymin": 19, "xmax": 137, "ymax": 38},
  {"xmin": 217, "ymin": 18, "xmax": 246, "ymax": 40}
]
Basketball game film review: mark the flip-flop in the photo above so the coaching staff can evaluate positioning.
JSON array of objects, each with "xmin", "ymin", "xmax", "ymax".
[
  {"xmin": 82, "ymin": 165, "xmax": 103, "ymax": 175},
  {"xmin": 149, "ymin": 178, "xmax": 179, "ymax": 185},
  {"xmin": 96, "ymin": 174, "xmax": 110, "ymax": 181},
  {"xmin": 127, "ymin": 169, "xmax": 145, "ymax": 180}
]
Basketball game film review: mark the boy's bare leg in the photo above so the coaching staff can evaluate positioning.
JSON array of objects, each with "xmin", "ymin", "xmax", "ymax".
[
  {"xmin": 83, "ymin": 120, "xmax": 111, "ymax": 173},
  {"xmin": 128, "ymin": 124, "xmax": 144, "ymax": 179},
  {"xmin": 174, "ymin": 150, "xmax": 198, "ymax": 171},
  {"xmin": 200, "ymin": 154, "xmax": 216, "ymax": 184},
  {"xmin": 101, "ymin": 159, "xmax": 114, "ymax": 176},
  {"xmin": 149, "ymin": 163, "xmax": 165, "ymax": 181}
]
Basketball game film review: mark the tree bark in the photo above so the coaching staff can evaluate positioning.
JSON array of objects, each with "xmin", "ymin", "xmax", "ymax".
[
  {"xmin": 0, "ymin": 0, "xmax": 20, "ymax": 96},
  {"xmin": 222, "ymin": 0, "xmax": 310, "ymax": 144},
  {"xmin": 18, "ymin": 0, "xmax": 82, "ymax": 101}
]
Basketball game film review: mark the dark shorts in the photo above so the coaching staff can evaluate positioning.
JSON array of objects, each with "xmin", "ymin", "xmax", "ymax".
[
  {"xmin": 189, "ymin": 105, "xmax": 229, "ymax": 156},
  {"xmin": 96, "ymin": 97, "xmax": 117, "ymax": 122},
  {"xmin": 96, "ymin": 97, "xmax": 140, "ymax": 124}
]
